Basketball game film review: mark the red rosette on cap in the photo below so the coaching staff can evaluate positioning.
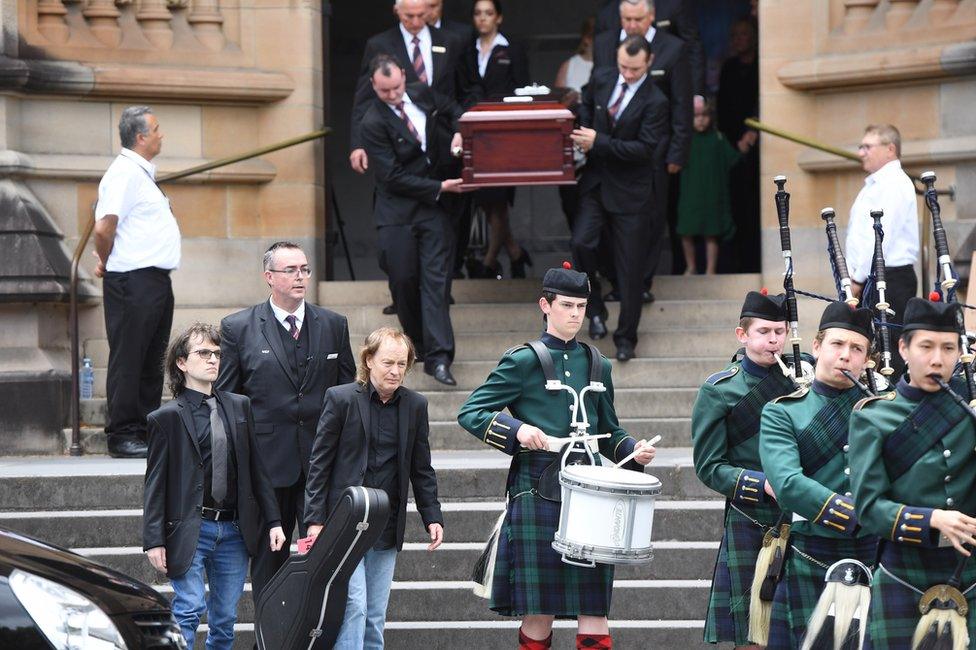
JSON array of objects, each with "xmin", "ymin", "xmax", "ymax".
[{"xmin": 562, "ymin": 261, "xmax": 572, "ymax": 269}]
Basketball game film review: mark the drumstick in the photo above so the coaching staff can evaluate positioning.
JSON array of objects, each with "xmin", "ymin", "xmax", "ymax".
[
  {"xmin": 544, "ymin": 433, "xmax": 611, "ymax": 451},
  {"xmin": 614, "ymin": 435, "xmax": 662, "ymax": 468}
]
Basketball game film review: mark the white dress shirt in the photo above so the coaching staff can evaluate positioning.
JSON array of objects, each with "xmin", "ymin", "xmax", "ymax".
[
  {"xmin": 476, "ymin": 33, "xmax": 509, "ymax": 78},
  {"xmin": 619, "ymin": 25, "xmax": 657, "ymax": 44},
  {"xmin": 607, "ymin": 72, "xmax": 648, "ymax": 119},
  {"xmin": 844, "ymin": 159, "xmax": 919, "ymax": 283},
  {"xmin": 95, "ymin": 148, "xmax": 181, "ymax": 272},
  {"xmin": 269, "ymin": 297, "xmax": 306, "ymax": 333},
  {"xmin": 400, "ymin": 23, "xmax": 433, "ymax": 86},
  {"xmin": 386, "ymin": 92, "xmax": 428, "ymax": 152}
]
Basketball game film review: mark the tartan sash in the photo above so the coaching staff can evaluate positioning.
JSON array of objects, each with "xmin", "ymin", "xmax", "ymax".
[
  {"xmin": 797, "ymin": 388, "xmax": 861, "ymax": 476},
  {"xmin": 727, "ymin": 368, "xmax": 795, "ymax": 448},
  {"xmin": 883, "ymin": 380, "xmax": 968, "ymax": 481}
]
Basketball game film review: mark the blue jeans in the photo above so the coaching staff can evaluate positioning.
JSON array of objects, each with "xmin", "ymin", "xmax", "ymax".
[
  {"xmin": 169, "ymin": 519, "xmax": 249, "ymax": 650},
  {"xmin": 333, "ymin": 547, "xmax": 398, "ymax": 650}
]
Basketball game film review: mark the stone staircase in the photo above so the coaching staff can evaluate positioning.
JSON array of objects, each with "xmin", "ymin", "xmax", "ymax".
[{"xmin": 10, "ymin": 275, "xmax": 773, "ymax": 648}]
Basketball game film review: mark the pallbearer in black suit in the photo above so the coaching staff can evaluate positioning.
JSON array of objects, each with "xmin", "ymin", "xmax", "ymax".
[
  {"xmin": 458, "ymin": 0, "xmax": 533, "ymax": 280},
  {"xmin": 360, "ymin": 54, "xmax": 464, "ymax": 386},
  {"xmin": 571, "ymin": 35, "xmax": 669, "ymax": 362},
  {"xmin": 426, "ymin": 0, "xmax": 475, "ymax": 48},
  {"xmin": 216, "ymin": 242, "xmax": 356, "ymax": 600}
]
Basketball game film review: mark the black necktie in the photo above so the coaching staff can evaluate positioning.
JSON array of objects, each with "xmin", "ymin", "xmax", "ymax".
[{"xmin": 205, "ymin": 397, "xmax": 228, "ymax": 505}]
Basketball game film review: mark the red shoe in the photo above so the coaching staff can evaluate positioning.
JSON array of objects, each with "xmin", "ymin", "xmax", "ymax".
[
  {"xmin": 518, "ymin": 628, "xmax": 552, "ymax": 649},
  {"xmin": 576, "ymin": 633, "xmax": 612, "ymax": 649}
]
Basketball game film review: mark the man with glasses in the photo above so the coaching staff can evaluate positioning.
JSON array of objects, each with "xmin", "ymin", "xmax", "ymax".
[
  {"xmin": 216, "ymin": 241, "xmax": 356, "ymax": 600},
  {"xmin": 844, "ymin": 123, "xmax": 919, "ymax": 379}
]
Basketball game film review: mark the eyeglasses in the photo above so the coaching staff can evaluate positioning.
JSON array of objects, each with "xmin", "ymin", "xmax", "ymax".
[
  {"xmin": 188, "ymin": 349, "xmax": 222, "ymax": 360},
  {"xmin": 857, "ymin": 143, "xmax": 884, "ymax": 152},
  {"xmin": 267, "ymin": 266, "xmax": 312, "ymax": 278}
]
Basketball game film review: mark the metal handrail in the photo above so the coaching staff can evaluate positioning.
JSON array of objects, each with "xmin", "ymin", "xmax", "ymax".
[{"xmin": 69, "ymin": 128, "xmax": 331, "ymax": 455}]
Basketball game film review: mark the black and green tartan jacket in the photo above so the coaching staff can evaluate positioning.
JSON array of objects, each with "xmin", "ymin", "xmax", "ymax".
[
  {"xmin": 760, "ymin": 380, "xmax": 871, "ymax": 540},
  {"xmin": 849, "ymin": 376, "xmax": 976, "ymax": 547},
  {"xmin": 692, "ymin": 354, "xmax": 795, "ymax": 508},
  {"xmin": 457, "ymin": 333, "xmax": 640, "ymax": 467}
]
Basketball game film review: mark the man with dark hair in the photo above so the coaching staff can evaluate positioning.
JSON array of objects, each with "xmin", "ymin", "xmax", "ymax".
[
  {"xmin": 570, "ymin": 35, "xmax": 669, "ymax": 361},
  {"xmin": 144, "ymin": 322, "xmax": 284, "ymax": 649},
  {"xmin": 93, "ymin": 105, "xmax": 180, "ymax": 458},
  {"xmin": 216, "ymin": 241, "xmax": 355, "ymax": 600},
  {"xmin": 849, "ymin": 298, "xmax": 976, "ymax": 649},
  {"xmin": 426, "ymin": 0, "xmax": 474, "ymax": 47},
  {"xmin": 361, "ymin": 55, "xmax": 463, "ymax": 385}
]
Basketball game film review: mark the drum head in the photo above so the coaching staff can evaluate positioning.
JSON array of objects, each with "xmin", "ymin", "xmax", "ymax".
[{"xmin": 562, "ymin": 464, "xmax": 661, "ymax": 491}]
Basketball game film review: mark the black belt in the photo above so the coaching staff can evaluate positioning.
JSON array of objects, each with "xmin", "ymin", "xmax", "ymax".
[{"xmin": 200, "ymin": 506, "xmax": 237, "ymax": 521}]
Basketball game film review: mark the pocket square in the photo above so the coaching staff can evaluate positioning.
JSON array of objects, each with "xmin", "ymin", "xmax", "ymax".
[{"xmin": 327, "ymin": 353, "xmax": 339, "ymax": 359}]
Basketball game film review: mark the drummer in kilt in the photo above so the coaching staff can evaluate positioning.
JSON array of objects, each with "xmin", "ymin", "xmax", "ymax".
[
  {"xmin": 457, "ymin": 264, "xmax": 656, "ymax": 650},
  {"xmin": 849, "ymin": 298, "xmax": 976, "ymax": 649},
  {"xmin": 759, "ymin": 301, "xmax": 880, "ymax": 648},
  {"xmin": 692, "ymin": 290, "xmax": 796, "ymax": 647}
]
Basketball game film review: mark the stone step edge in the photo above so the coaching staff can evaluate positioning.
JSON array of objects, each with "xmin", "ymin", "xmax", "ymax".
[
  {"xmin": 153, "ymin": 579, "xmax": 711, "ymax": 593},
  {"xmin": 202, "ymin": 619, "xmax": 707, "ymax": 632}
]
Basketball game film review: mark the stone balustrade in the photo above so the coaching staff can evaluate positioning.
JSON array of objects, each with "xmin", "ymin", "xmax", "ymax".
[{"xmin": 837, "ymin": 0, "xmax": 971, "ymax": 37}]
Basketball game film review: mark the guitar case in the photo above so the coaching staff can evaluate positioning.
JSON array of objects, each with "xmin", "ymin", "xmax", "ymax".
[{"xmin": 254, "ymin": 486, "xmax": 391, "ymax": 650}]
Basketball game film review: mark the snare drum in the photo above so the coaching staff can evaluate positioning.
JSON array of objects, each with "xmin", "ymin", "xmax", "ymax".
[{"xmin": 552, "ymin": 464, "xmax": 662, "ymax": 566}]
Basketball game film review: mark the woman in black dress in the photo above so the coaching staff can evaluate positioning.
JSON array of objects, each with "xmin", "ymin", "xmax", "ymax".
[{"xmin": 460, "ymin": 0, "xmax": 532, "ymax": 278}]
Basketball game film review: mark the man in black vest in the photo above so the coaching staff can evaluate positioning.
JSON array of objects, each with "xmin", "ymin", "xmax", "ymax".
[{"xmin": 216, "ymin": 241, "xmax": 356, "ymax": 600}]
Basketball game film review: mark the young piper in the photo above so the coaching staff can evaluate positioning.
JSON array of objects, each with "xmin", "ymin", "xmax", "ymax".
[
  {"xmin": 457, "ymin": 264, "xmax": 656, "ymax": 650},
  {"xmin": 849, "ymin": 298, "xmax": 976, "ymax": 649},
  {"xmin": 692, "ymin": 290, "xmax": 795, "ymax": 648},
  {"xmin": 759, "ymin": 301, "xmax": 880, "ymax": 649}
]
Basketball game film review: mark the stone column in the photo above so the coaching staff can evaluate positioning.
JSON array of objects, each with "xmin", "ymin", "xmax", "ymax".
[
  {"xmin": 83, "ymin": 0, "xmax": 123, "ymax": 46},
  {"xmin": 37, "ymin": 0, "xmax": 70, "ymax": 44},
  {"xmin": 136, "ymin": 0, "xmax": 174, "ymax": 49},
  {"xmin": 885, "ymin": 0, "xmax": 920, "ymax": 30},
  {"xmin": 929, "ymin": 0, "xmax": 960, "ymax": 24},
  {"xmin": 187, "ymin": 0, "xmax": 224, "ymax": 51}
]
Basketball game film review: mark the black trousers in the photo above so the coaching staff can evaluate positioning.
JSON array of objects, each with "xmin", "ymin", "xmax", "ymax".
[
  {"xmin": 377, "ymin": 210, "xmax": 455, "ymax": 369},
  {"xmin": 882, "ymin": 264, "xmax": 918, "ymax": 381},
  {"xmin": 442, "ymin": 192, "xmax": 472, "ymax": 275},
  {"xmin": 249, "ymin": 475, "xmax": 308, "ymax": 601},
  {"xmin": 600, "ymin": 166, "xmax": 668, "ymax": 290},
  {"xmin": 571, "ymin": 190, "xmax": 650, "ymax": 347},
  {"xmin": 102, "ymin": 267, "xmax": 174, "ymax": 442}
]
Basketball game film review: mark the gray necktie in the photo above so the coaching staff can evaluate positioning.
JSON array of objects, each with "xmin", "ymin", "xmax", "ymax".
[{"xmin": 205, "ymin": 397, "xmax": 228, "ymax": 505}]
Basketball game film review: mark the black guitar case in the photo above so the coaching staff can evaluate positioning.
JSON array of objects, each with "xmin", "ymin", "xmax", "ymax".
[{"xmin": 254, "ymin": 486, "xmax": 391, "ymax": 650}]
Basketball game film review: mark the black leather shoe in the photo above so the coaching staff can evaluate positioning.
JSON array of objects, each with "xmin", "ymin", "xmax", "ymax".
[
  {"xmin": 509, "ymin": 248, "xmax": 533, "ymax": 279},
  {"xmin": 615, "ymin": 343, "xmax": 635, "ymax": 362},
  {"xmin": 107, "ymin": 437, "xmax": 148, "ymax": 459},
  {"xmin": 642, "ymin": 290, "xmax": 655, "ymax": 304},
  {"xmin": 589, "ymin": 315, "xmax": 608, "ymax": 340},
  {"xmin": 382, "ymin": 303, "xmax": 397, "ymax": 315},
  {"xmin": 427, "ymin": 363, "xmax": 457, "ymax": 386},
  {"xmin": 603, "ymin": 289, "xmax": 620, "ymax": 302}
]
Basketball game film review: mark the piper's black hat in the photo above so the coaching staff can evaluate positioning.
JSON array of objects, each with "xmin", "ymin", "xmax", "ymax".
[
  {"xmin": 819, "ymin": 301, "xmax": 873, "ymax": 340},
  {"xmin": 740, "ymin": 291, "xmax": 787, "ymax": 321},
  {"xmin": 902, "ymin": 297, "xmax": 961, "ymax": 334},
  {"xmin": 542, "ymin": 263, "xmax": 590, "ymax": 299}
]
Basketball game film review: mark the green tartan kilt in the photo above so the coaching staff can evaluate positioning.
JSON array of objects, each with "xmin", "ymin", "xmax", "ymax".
[
  {"xmin": 866, "ymin": 543, "xmax": 976, "ymax": 650},
  {"xmin": 768, "ymin": 532, "xmax": 879, "ymax": 650},
  {"xmin": 490, "ymin": 451, "xmax": 614, "ymax": 618},
  {"xmin": 704, "ymin": 501, "xmax": 783, "ymax": 645}
]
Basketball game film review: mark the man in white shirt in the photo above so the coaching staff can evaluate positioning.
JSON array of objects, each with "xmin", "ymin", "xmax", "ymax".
[
  {"xmin": 94, "ymin": 106, "xmax": 181, "ymax": 458},
  {"xmin": 845, "ymin": 123, "xmax": 919, "ymax": 379}
]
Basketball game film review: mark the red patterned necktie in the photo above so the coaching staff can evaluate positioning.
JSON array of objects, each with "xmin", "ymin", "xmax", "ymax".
[
  {"xmin": 285, "ymin": 314, "xmax": 300, "ymax": 340},
  {"xmin": 395, "ymin": 102, "xmax": 420, "ymax": 140},
  {"xmin": 412, "ymin": 36, "xmax": 428, "ymax": 84},
  {"xmin": 607, "ymin": 81, "xmax": 628, "ymax": 125}
]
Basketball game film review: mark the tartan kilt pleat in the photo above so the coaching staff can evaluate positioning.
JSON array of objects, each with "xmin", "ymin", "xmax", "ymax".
[
  {"xmin": 490, "ymin": 451, "xmax": 614, "ymax": 618},
  {"xmin": 865, "ymin": 544, "xmax": 976, "ymax": 650},
  {"xmin": 768, "ymin": 533, "xmax": 879, "ymax": 650},
  {"xmin": 704, "ymin": 502, "xmax": 782, "ymax": 645}
]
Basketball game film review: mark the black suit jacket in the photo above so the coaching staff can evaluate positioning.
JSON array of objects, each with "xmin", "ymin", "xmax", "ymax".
[
  {"xmin": 435, "ymin": 18, "xmax": 475, "ymax": 51},
  {"xmin": 304, "ymin": 382, "xmax": 443, "ymax": 551},
  {"xmin": 577, "ymin": 67, "xmax": 669, "ymax": 215},
  {"xmin": 594, "ymin": 0, "xmax": 705, "ymax": 96},
  {"xmin": 350, "ymin": 26, "xmax": 460, "ymax": 151},
  {"xmin": 215, "ymin": 301, "xmax": 355, "ymax": 488},
  {"xmin": 458, "ymin": 36, "xmax": 530, "ymax": 109},
  {"xmin": 361, "ymin": 82, "xmax": 463, "ymax": 228},
  {"xmin": 592, "ymin": 28, "xmax": 692, "ymax": 168},
  {"xmin": 143, "ymin": 391, "xmax": 281, "ymax": 578}
]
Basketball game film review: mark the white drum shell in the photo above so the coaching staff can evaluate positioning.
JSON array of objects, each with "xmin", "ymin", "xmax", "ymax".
[{"xmin": 552, "ymin": 465, "xmax": 661, "ymax": 565}]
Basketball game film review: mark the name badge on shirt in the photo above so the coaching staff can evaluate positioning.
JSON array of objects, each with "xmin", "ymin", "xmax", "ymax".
[{"xmin": 432, "ymin": 45, "xmax": 446, "ymax": 54}]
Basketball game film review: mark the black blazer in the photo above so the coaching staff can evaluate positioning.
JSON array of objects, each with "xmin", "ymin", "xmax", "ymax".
[
  {"xmin": 436, "ymin": 18, "xmax": 475, "ymax": 51},
  {"xmin": 361, "ymin": 82, "xmax": 463, "ymax": 228},
  {"xmin": 594, "ymin": 0, "xmax": 705, "ymax": 96},
  {"xmin": 304, "ymin": 382, "xmax": 443, "ymax": 551},
  {"xmin": 215, "ymin": 301, "xmax": 355, "ymax": 488},
  {"xmin": 143, "ymin": 391, "xmax": 281, "ymax": 578},
  {"xmin": 350, "ymin": 26, "xmax": 460, "ymax": 150},
  {"xmin": 458, "ymin": 36, "xmax": 530, "ymax": 109},
  {"xmin": 592, "ymin": 28, "xmax": 692, "ymax": 168},
  {"xmin": 577, "ymin": 66, "xmax": 669, "ymax": 215}
]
